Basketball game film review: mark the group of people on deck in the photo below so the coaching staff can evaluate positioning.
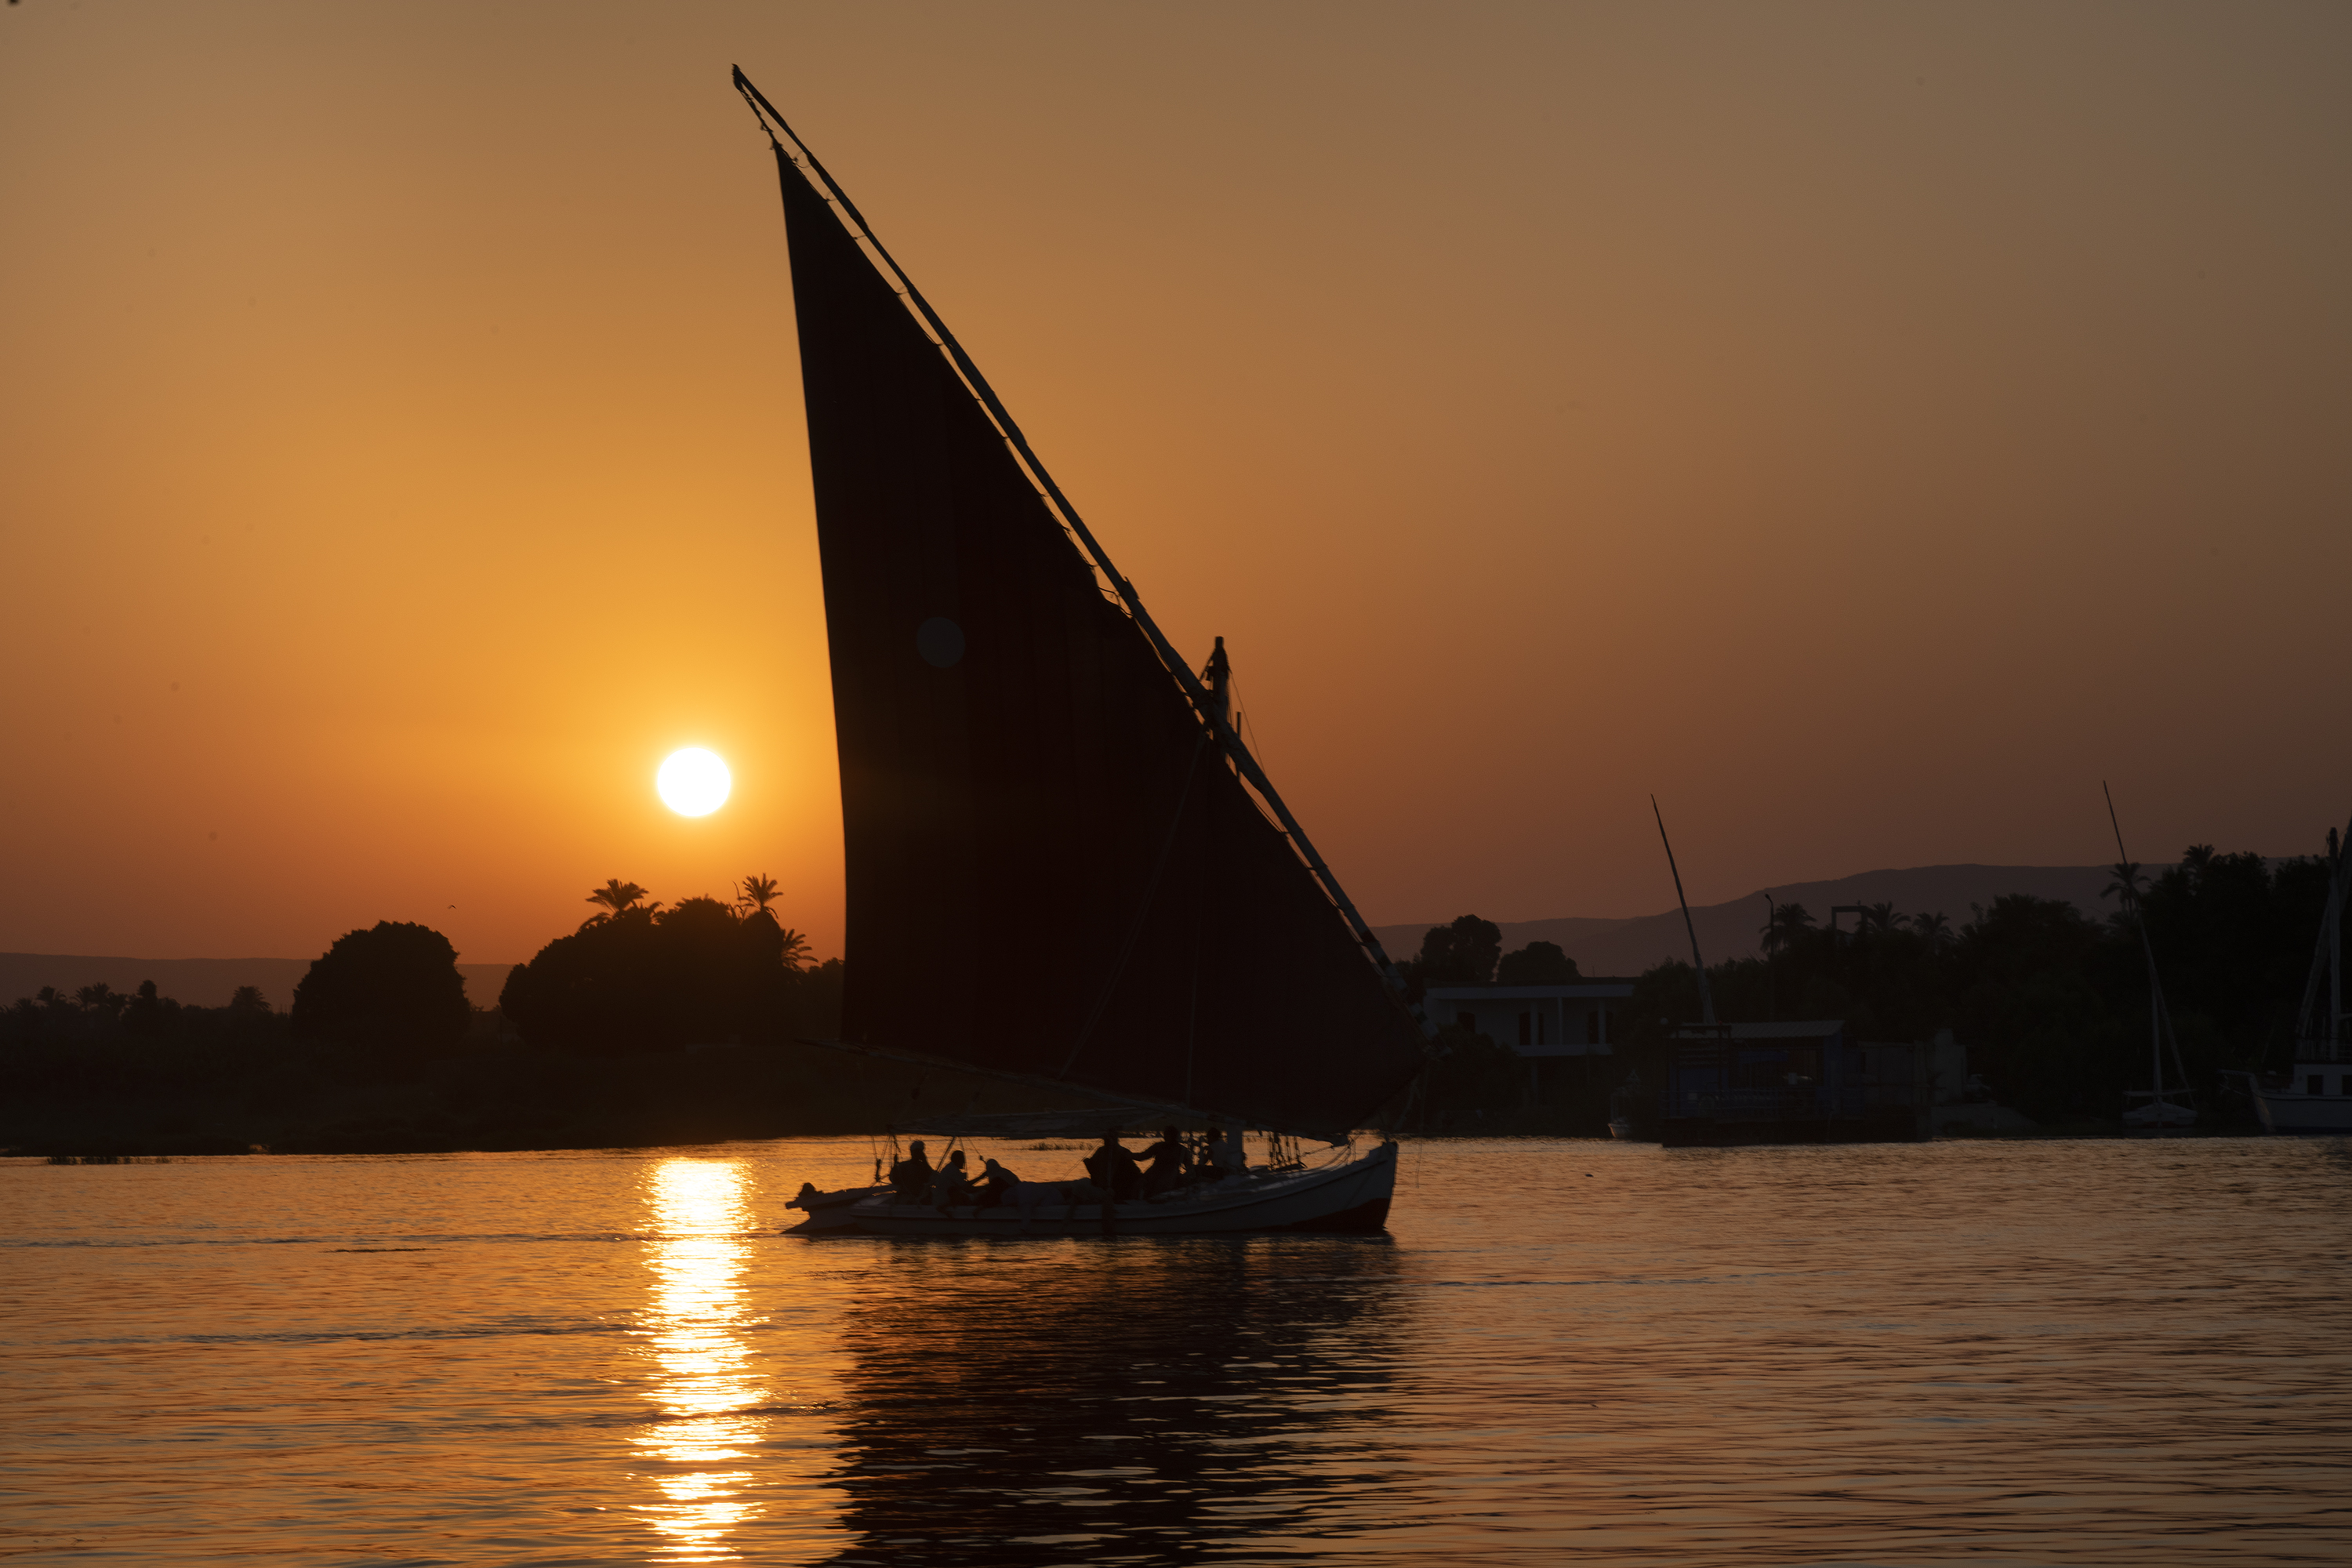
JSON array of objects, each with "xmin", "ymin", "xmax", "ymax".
[{"xmin": 884, "ymin": 1125, "xmax": 1247, "ymax": 1214}]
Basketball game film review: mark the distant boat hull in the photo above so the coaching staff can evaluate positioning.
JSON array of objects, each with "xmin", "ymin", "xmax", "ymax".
[
  {"xmin": 830, "ymin": 1139, "xmax": 1398, "ymax": 1237},
  {"xmin": 2122, "ymin": 1098, "xmax": 2196, "ymax": 1131},
  {"xmin": 2248, "ymin": 1069, "xmax": 2352, "ymax": 1135}
]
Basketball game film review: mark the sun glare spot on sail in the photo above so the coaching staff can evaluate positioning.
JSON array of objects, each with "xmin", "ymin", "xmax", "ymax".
[{"xmin": 636, "ymin": 1159, "xmax": 763, "ymax": 1559}]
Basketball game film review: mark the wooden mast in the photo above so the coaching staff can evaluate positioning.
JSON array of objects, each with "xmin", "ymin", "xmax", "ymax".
[
  {"xmin": 2104, "ymin": 782, "xmax": 2187, "ymax": 1129},
  {"xmin": 1652, "ymin": 796, "xmax": 1715, "ymax": 1027}
]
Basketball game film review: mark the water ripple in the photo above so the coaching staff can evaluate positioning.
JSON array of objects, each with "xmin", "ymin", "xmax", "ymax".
[{"xmin": 6, "ymin": 1137, "xmax": 2350, "ymax": 1564}]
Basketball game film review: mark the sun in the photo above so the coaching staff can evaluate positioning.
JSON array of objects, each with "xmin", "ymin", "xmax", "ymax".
[{"xmin": 657, "ymin": 748, "xmax": 731, "ymax": 817}]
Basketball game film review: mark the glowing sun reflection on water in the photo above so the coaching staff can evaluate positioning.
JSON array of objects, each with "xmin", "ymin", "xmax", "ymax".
[{"xmin": 635, "ymin": 1158, "xmax": 764, "ymax": 1563}]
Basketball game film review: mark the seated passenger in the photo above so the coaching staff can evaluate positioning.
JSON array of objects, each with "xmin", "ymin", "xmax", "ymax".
[
  {"xmin": 1136, "ymin": 1126, "xmax": 1192, "ymax": 1200},
  {"xmin": 1082, "ymin": 1131, "xmax": 1145, "ymax": 1201},
  {"xmin": 887, "ymin": 1140, "xmax": 933, "ymax": 1202},
  {"xmin": 973, "ymin": 1157, "xmax": 1019, "ymax": 1208},
  {"xmin": 1196, "ymin": 1126, "xmax": 1247, "ymax": 1178},
  {"xmin": 929, "ymin": 1149, "xmax": 975, "ymax": 1210}
]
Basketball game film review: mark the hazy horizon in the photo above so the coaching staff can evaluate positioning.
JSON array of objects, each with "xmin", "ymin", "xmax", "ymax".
[
  {"xmin": 5, "ymin": 2, "xmax": 2346, "ymax": 967},
  {"xmin": 0, "ymin": 857, "xmax": 2158, "ymax": 971}
]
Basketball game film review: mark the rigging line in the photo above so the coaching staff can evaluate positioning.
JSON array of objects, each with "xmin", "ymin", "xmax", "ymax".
[
  {"xmin": 731, "ymin": 68, "xmax": 1406, "ymax": 993},
  {"xmin": 735, "ymin": 78, "xmax": 784, "ymax": 153},
  {"xmin": 1061, "ymin": 730, "xmax": 1210, "ymax": 1080},
  {"xmin": 2293, "ymin": 811, "xmax": 2352, "ymax": 1040},
  {"xmin": 2103, "ymin": 781, "xmax": 2191, "ymax": 1099}
]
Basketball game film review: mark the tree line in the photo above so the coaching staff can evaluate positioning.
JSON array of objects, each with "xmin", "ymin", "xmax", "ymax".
[
  {"xmin": 4, "ymin": 980, "xmax": 282, "ymax": 1044},
  {"xmin": 496, "ymin": 875, "xmax": 840, "ymax": 1052},
  {"xmin": 4, "ymin": 875, "xmax": 844, "ymax": 1057},
  {"xmin": 1405, "ymin": 842, "xmax": 2337, "ymax": 1129},
  {"xmin": 1, "ymin": 875, "xmax": 851, "ymax": 1156}
]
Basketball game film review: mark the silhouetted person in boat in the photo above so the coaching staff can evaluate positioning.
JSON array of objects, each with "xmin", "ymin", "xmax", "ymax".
[
  {"xmin": 973, "ymin": 1157, "xmax": 1019, "ymax": 1209},
  {"xmin": 888, "ymin": 1140, "xmax": 932, "ymax": 1202},
  {"xmin": 1136, "ymin": 1126, "xmax": 1192, "ymax": 1200},
  {"xmin": 929, "ymin": 1149, "xmax": 973, "ymax": 1210},
  {"xmin": 1196, "ymin": 1126, "xmax": 1246, "ymax": 1179},
  {"xmin": 1083, "ymin": 1132, "xmax": 1144, "ymax": 1201}
]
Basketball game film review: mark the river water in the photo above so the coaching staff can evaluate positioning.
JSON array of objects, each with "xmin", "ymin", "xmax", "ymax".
[{"xmin": 5, "ymin": 1136, "xmax": 2348, "ymax": 1565}]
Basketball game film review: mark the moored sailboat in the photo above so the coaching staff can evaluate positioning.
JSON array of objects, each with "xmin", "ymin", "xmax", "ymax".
[
  {"xmin": 2104, "ymin": 786, "xmax": 2197, "ymax": 1132},
  {"xmin": 733, "ymin": 71, "xmax": 1429, "ymax": 1232},
  {"xmin": 2239, "ymin": 815, "xmax": 2352, "ymax": 1136}
]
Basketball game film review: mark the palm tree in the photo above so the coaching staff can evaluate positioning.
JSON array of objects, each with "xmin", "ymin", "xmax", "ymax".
[
  {"xmin": 1911, "ymin": 910, "xmax": 1954, "ymax": 953},
  {"xmin": 736, "ymin": 873, "xmax": 782, "ymax": 916},
  {"xmin": 76, "ymin": 982, "xmax": 125, "ymax": 1010},
  {"xmin": 1760, "ymin": 902, "xmax": 1816, "ymax": 955},
  {"xmin": 2102, "ymin": 859, "xmax": 2144, "ymax": 913},
  {"xmin": 774, "ymin": 927, "xmax": 813, "ymax": 971},
  {"xmin": 586, "ymin": 878, "xmax": 652, "ymax": 920},
  {"xmin": 1864, "ymin": 901, "xmax": 1901, "ymax": 932}
]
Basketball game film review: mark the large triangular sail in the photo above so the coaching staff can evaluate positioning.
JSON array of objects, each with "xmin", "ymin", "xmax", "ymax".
[{"xmin": 735, "ymin": 71, "xmax": 1427, "ymax": 1138}]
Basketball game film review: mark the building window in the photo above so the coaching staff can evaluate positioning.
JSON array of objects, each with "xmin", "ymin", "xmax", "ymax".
[
  {"xmin": 1586, "ymin": 1008, "xmax": 1601, "ymax": 1047},
  {"xmin": 1519, "ymin": 1011, "xmax": 1533, "ymax": 1047},
  {"xmin": 1457, "ymin": 1011, "xmax": 1476, "ymax": 1033},
  {"xmin": 2310, "ymin": 1075, "xmax": 2325, "ymax": 1096}
]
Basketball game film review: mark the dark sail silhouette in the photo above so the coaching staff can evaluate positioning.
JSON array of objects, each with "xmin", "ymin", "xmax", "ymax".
[{"xmin": 739, "ymin": 71, "xmax": 1426, "ymax": 1138}]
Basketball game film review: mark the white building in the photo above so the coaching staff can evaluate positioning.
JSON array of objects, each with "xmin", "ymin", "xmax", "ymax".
[{"xmin": 1422, "ymin": 982, "xmax": 1635, "ymax": 1058}]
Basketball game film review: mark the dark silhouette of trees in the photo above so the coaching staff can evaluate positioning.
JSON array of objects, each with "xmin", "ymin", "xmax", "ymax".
[
  {"xmin": 6, "ymin": 977, "xmax": 280, "ymax": 1048},
  {"xmin": 500, "ymin": 891, "xmax": 833, "ymax": 1055},
  {"xmin": 122, "ymin": 979, "xmax": 181, "ymax": 1037},
  {"xmin": 1761, "ymin": 902, "xmax": 1816, "ymax": 954},
  {"xmin": 1420, "ymin": 1022, "xmax": 1528, "ymax": 1128},
  {"xmin": 74, "ymin": 983, "xmax": 129, "ymax": 1027},
  {"xmin": 290, "ymin": 922, "xmax": 469, "ymax": 1049},
  {"xmin": 585, "ymin": 879, "xmax": 654, "ymax": 923},
  {"xmin": 1606, "ymin": 845, "xmax": 2342, "ymax": 1127},
  {"xmin": 1417, "ymin": 915, "xmax": 1502, "ymax": 984},
  {"xmin": 736, "ymin": 873, "xmax": 782, "ymax": 915},
  {"xmin": 1496, "ymin": 940, "xmax": 1581, "ymax": 985}
]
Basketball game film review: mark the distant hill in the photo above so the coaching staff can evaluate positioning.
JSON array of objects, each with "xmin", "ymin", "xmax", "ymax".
[
  {"xmin": 0, "ymin": 954, "xmax": 519, "ymax": 1012},
  {"xmin": 1374, "ymin": 864, "xmax": 2119, "ymax": 978}
]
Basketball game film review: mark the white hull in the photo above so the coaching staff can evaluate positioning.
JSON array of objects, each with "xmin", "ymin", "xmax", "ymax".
[
  {"xmin": 836, "ymin": 1140, "xmax": 1398, "ymax": 1237},
  {"xmin": 2250, "ymin": 1071, "xmax": 2352, "ymax": 1135}
]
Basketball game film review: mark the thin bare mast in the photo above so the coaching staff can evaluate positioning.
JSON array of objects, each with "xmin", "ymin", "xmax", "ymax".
[
  {"xmin": 1652, "ymin": 796, "xmax": 1715, "ymax": 1027},
  {"xmin": 2103, "ymin": 782, "xmax": 2190, "ymax": 1126}
]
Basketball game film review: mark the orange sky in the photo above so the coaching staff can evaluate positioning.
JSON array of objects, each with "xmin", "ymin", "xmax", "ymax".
[{"xmin": 4, "ymin": 2, "xmax": 2347, "ymax": 968}]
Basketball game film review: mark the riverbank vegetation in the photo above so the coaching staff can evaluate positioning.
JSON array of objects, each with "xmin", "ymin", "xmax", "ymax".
[
  {"xmin": 0, "ymin": 876, "xmax": 993, "ymax": 1157},
  {"xmin": 1410, "ymin": 844, "xmax": 2336, "ymax": 1134},
  {"xmin": 8, "ymin": 845, "xmax": 2335, "ymax": 1154}
]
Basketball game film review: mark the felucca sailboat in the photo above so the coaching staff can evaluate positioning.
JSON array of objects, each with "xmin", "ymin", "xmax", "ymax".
[
  {"xmin": 735, "ymin": 71, "xmax": 1428, "ymax": 1234},
  {"xmin": 2241, "ymin": 815, "xmax": 2352, "ymax": 1135}
]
